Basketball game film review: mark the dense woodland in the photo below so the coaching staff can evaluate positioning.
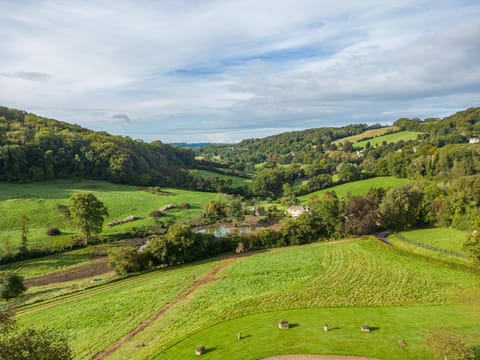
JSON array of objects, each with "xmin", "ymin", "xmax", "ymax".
[{"xmin": 0, "ymin": 106, "xmax": 195, "ymax": 186}]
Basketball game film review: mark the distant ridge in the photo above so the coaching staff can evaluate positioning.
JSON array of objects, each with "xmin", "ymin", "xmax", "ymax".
[{"xmin": 170, "ymin": 142, "xmax": 221, "ymax": 149}]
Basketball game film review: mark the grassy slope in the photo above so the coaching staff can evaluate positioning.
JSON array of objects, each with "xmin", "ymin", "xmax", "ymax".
[
  {"xmin": 17, "ymin": 261, "xmax": 219, "ymax": 359},
  {"xmin": 160, "ymin": 305, "xmax": 480, "ymax": 360},
  {"xmin": 333, "ymin": 126, "xmax": 397, "ymax": 145},
  {"xmin": 0, "ymin": 179, "xmax": 224, "ymax": 255},
  {"xmin": 400, "ymin": 228, "xmax": 468, "ymax": 253},
  {"xmin": 354, "ymin": 131, "xmax": 422, "ymax": 149},
  {"xmin": 108, "ymin": 239, "xmax": 480, "ymax": 359},
  {"xmin": 298, "ymin": 177, "xmax": 409, "ymax": 203},
  {"xmin": 190, "ymin": 169, "xmax": 251, "ymax": 187}
]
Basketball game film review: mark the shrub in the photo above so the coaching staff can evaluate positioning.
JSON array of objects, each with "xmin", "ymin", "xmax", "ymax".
[{"xmin": 46, "ymin": 227, "xmax": 61, "ymax": 236}]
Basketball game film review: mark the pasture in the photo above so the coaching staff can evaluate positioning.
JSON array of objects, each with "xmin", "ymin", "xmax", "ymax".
[
  {"xmin": 16, "ymin": 260, "xmax": 220, "ymax": 359},
  {"xmin": 298, "ymin": 177, "xmax": 409, "ymax": 203},
  {"xmin": 0, "ymin": 179, "xmax": 225, "ymax": 256},
  {"xmin": 354, "ymin": 131, "xmax": 422, "ymax": 149},
  {"xmin": 18, "ymin": 238, "xmax": 479, "ymax": 359},
  {"xmin": 333, "ymin": 126, "xmax": 397, "ymax": 145},
  {"xmin": 399, "ymin": 228, "xmax": 468, "ymax": 253}
]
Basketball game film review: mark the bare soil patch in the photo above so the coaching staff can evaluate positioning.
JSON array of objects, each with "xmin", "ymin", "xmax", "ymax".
[{"xmin": 24, "ymin": 258, "xmax": 110, "ymax": 287}]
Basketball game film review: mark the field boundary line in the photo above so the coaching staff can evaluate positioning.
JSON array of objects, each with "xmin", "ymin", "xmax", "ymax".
[{"xmin": 394, "ymin": 232, "xmax": 469, "ymax": 258}]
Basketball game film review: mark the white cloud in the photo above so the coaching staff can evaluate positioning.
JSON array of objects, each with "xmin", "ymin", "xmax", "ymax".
[{"xmin": 0, "ymin": 0, "xmax": 479, "ymax": 142}]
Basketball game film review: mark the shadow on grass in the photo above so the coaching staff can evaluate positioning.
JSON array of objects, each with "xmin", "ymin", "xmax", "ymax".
[
  {"xmin": 328, "ymin": 326, "xmax": 340, "ymax": 331},
  {"xmin": 289, "ymin": 323, "xmax": 299, "ymax": 329},
  {"xmin": 204, "ymin": 347, "xmax": 216, "ymax": 354},
  {"xmin": 368, "ymin": 326, "xmax": 380, "ymax": 332}
]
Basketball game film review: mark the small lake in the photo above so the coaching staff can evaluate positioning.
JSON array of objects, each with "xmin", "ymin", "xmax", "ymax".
[{"xmin": 196, "ymin": 225, "xmax": 264, "ymax": 238}]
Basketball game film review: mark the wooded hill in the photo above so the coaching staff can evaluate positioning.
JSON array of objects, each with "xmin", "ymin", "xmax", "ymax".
[
  {"xmin": 197, "ymin": 107, "xmax": 480, "ymax": 172},
  {"xmin": 0, "ymin": 106, "xmax": 195, "ymax": 186}
]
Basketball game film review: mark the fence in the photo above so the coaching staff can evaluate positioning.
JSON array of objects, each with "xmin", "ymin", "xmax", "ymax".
[{"xmin": 393, "ymin": 233, "xmax": 470, "ymax": 259}]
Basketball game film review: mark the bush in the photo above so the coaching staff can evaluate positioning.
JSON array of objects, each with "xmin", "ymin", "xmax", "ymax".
[
  {"xmin": 0, "ymin": 272, "xmax": 26, "ymax": 301},
  {"xmin": 108, "ymin": 247, "xmax": 149, "ymax": 276},
  {"xmin": 46, "ymin": 227, "xmax": 61, "ymax": 236}
]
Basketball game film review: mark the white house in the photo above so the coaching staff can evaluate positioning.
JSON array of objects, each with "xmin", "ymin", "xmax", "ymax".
[
  {"xmin": 469, "ymin": 137, "xmax": 479, "ymax": 144},
  {"xmin": 286, "ymin": 205, "xmax": 310, "ymax": 218}
]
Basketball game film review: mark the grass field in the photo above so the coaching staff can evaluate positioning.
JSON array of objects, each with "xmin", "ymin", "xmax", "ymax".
[
  {"xmin": 160, "ymin": 305, "xmax": 480, "ymax": 360},
  {"xmin": 333, "ymin": 126, "xmax": 397, "ymax": 145},
  {"xmin": 16, "ymin": 260, "xmax": 220, "ymax": 359},
  {"xmin": 0, "ymin": 179, "xmax": 225, "ymax": 256},
  {"xmin": 354, "ymin": 131, "xmax": 422, "ymax": 149},
  {"xmin": 388, "ymin": 229, "xmax": 473, "ymax": 267},
  {"xmin": 399, "ymin": 228, "xmax": 469, "ymax": 253},
  {"xmin": 298, "ymin": 177, "xmax": 410, "ymax": 203},
  {"xmin": 99, "ymin": 239, "xmax": 480, "ymax": 359},
  {"xmin": 190, "ymin": 169, "xmax": 251, "ymax": 188}
]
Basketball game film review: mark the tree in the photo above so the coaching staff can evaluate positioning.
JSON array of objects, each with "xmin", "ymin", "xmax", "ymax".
[
  {"xmin": 308, "ymin": 192, "xmax": 342, "ymax": 238},
  {"xmin": 68, "ymin": 193, "xmax": 108, "ymax": 244},
  {"xmin": 251, "ymin": 168, "xmax": 284, "ymax": 199},
  {"xmin": 202, "ymin": 200, "xmax": 227, "ymax": 222},
  {"xmin": 226, "ymin": 198, "xmax": 244, "ymax": 225},
  {"xmin": 0, "ymin": 272, "xmax": 26, "ymax": 301},
  {"xmin": 379, "ymin": 185, "xmax": 423, "ymax": 230},
  {"xmin": 343, "ymin": 195, "xmax": 381, "ymax": 235},
  {"xmin": 337, "ymin": 163, "xmax": 361, "ymax": 183},
  {"xmin": 19, "ymin": 215, "xmax": 29, "ymax": 254},
  {"xmin": 463, "ymin": 217, "xmax": 480, "ymax": 263},
  {"xmin": 0, "ymin": 309, "xmax": 72, "ymax": 360},
  {"xmin": 108, "ymin": 247, "xmax": 149, "ymax": 276},
  {"xmin": 423, "ymin": 327, "xmax": 474, "ymax": 360}
]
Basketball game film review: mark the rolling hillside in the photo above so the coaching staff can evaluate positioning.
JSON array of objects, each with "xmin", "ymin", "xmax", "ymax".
[{"xmin": 15, "ymin": 239, "xmax": 480, "ymax": 359}]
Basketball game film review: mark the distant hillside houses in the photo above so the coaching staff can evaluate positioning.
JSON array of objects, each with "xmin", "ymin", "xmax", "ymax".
[
  {"xmin": 469, "ymin": 136, "xmax": 479, "ymax": 144},
  {"xmin": 286, "ymin": 205, "xmax": 310, "ymax": 218}
]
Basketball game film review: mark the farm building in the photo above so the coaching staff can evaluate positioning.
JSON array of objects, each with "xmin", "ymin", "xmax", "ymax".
[{"xmin": 286, "ymin": 205, "xmax": 310, "ymax": 218}]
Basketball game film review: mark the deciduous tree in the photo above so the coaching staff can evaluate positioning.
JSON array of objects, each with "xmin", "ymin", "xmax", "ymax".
[{"xmin": 68, "ymin": 192, "xmax": 108, "ymax": 244}]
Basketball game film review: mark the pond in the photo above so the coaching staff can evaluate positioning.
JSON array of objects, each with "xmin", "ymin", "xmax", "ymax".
[{"xmin": 196, "ymin": 225, "xmax": 264, "ymax": 238}]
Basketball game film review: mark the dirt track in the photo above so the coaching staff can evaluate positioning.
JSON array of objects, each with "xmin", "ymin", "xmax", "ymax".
[{"xmin": 92, "ymin": 256, "xmax": 243, "ymax": 360}]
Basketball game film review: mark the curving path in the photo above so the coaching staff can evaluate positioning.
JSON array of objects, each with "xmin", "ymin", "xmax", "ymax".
[{"xmin": 92, "ymin": 255, "xmax": 249, "ymax": 360}]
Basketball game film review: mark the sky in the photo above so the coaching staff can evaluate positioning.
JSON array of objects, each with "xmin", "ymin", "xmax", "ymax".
[{"xmin": 0, "ymin": 1, "xmax": 479, "ymax": 143}]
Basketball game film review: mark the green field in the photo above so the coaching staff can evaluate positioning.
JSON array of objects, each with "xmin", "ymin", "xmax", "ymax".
[
  {"xmin": 161, "ymin": 305, "xmax": 479, "ymax": 360},
  {"xmin": 0, "ymin": 179, "xmax": 225, "ymax": 256},
  {"xmin": 333, "ymin": 126, "xmax": 397, "ymax": 145},
  {"xmin": 399, "ymin": 228, "xmax": 468, "ymax": 253},
  {"xmin": 190, "ymin": 169, "xmax": 251, "ymax": 187},
  {"xmin": 354, "ymin": 131, "xmax": 422, "ymax": 149},
  {"xmin": 17, "ymin": 238, "xmax": 479, "ymax": 359},
  {"xmin": 16, "ymin": 261, "xmax": 220, "ymax": 359},
  {"xmin": 298, "ymin": 177, "xmax": 410, "ymax": 203}
]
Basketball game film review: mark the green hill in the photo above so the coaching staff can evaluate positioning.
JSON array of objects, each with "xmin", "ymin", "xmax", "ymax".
[
  {"xmin": 298, "ymin": 176, "xmax": 410, "ymax": 202},
  {"xmin": 0, "ymin": 179, "xmax": 225, "ymax": 257},
  {"xmin": 0, "ymin": 106, "xmax": 194, "ymax": 185},
  {"xmin": 354, "ymin": 130, "xmax": 422, "ymax": 149},
  {"xmin": 16, "ymin": 239, "xmax": 480, "ymax": 359}
]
